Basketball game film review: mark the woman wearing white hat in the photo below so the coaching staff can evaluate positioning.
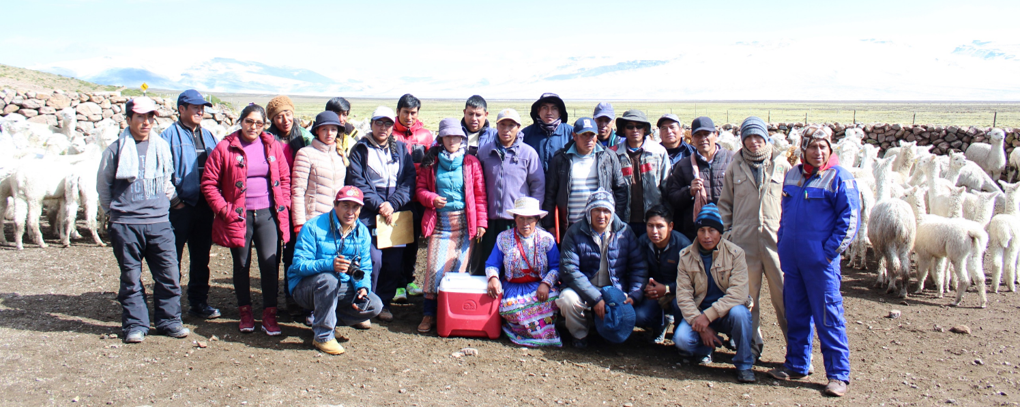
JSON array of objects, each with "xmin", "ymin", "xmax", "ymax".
[{"xmin": 484, "ymin": 197, "xmax": 562, "ymax": 347}]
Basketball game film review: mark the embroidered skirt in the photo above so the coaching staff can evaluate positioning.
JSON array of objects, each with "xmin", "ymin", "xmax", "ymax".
[
  {"xmin": 424, "ymin": 210, "xmax": 472, "ymax": 295},
  {"xmin": 499, "ymin": 281, "xmax": 562, "ymax": 347}
]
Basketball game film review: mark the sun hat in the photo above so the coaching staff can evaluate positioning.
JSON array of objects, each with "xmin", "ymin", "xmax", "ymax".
[
  {"xmin": 616, "ymin": 110, "xmax": 651, "ymax": 134},
  {"xmin": 437, "ymin": 117, "xmax": 467, "ymax": 140},
  {"xmin": 507, "ymin": 197, "xmax": 548, "ymax": 218},
  {"xmin": 593, "ymin": 286, "xmax": 636, "ymax": 344}
]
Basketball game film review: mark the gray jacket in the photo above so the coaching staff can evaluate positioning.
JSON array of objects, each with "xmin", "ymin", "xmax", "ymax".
[{"xmin": 615, "ymin": 138, "xmax": 671, "ymax": 222}]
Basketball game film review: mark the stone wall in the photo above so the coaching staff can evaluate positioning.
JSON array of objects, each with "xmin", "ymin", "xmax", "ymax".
[{"xmin": 0, "ymin": 88, "xmax": 237, "ymax": 136}]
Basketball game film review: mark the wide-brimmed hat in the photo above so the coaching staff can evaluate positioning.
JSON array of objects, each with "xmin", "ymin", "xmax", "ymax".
[
  {"xmin": 616, "ymin": 110, "xmax": 651, "ymax": 135},
  {"xmin": 437, "ymin": 117, "xmax": 467, "ymax": 140},
  {"xmin": 507, "ymin": 197, "xmax": 547, "ymax": 218},
  {"xmin": 311, "ymin": 111, "xmax": 342, "ymax": 134},
  {"xmin": 594, "ymin": 286, "xmax": 636, "ymax": 344}
]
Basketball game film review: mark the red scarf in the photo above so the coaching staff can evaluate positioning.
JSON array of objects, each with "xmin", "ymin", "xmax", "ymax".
[{"xmin": 802, "ymin": 154, "xmax": 839, "ymax": 178}]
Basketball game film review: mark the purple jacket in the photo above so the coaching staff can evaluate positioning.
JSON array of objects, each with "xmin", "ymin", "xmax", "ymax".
[{"xmin": 477, "ymin": 137, "xmax": 545, "ymax": 220}]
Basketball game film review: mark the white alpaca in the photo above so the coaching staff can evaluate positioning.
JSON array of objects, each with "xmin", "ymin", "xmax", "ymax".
[
  {"xmin": 906, "ymin": 186, "xmax": 989, "ymax": 307},
  {"xmin": 1007, "ymin": 147, "xmax": 1020, "ymax": 183},
  {"xmin": 717, "ymin": 130, "xmax": 741, "ymax": 152},
  {"xmin": 965, "ymin": 128, "xmax": 1007, "ymax": 180},
  {"xmin": 962, "ymin": 190, "xmax": 1000, "ymax": 226},
  {"xmin": 867, "ymin": 179, "xmax": 916, "ymax": 297},
  {"xmin": 891, "ymin": 141, "xmax": 919, "ymax": 179},
  {"xmin": 986, "ymin": 181, "xmax": 1020, "ymax": 293},
  {"xmin": 948, "ymin": 151, "xmax": 1001, "ymax": 192},
  {"xmin": 9, "ymin": 158, "xmax": 72, "ymax": 249},
  {"xmin": 846, "ymin": 183, "xmax": 874, "ymax": 270}
]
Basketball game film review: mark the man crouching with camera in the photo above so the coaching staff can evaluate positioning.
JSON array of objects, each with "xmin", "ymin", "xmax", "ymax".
[{"xmin": 289, "ymin": 186, "xmax": 383, "ymax": 355}]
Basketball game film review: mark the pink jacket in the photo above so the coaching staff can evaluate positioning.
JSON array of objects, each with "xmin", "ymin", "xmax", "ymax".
[
  {"xmin": 202, "ymin": 130, "xmax": 292, "ymax": 248},
  {"xmin": 415, "ymin": 150, "xmax": 488, "ymax": 239}
]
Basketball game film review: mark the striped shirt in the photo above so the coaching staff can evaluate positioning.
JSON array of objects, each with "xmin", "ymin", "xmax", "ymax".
[{"xmin": 567, "ymin": 147, "xmax": 599, "ymax": 224}]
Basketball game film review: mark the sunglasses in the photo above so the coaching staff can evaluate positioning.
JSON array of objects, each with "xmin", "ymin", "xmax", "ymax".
[{"xmin": 624, "ymin": 124, "xmax": 645, "ymax": 130}]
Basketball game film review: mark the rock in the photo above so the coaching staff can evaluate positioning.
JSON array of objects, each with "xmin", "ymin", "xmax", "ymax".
[
  {"xmin": 20, "ymin": 109, "xmax": 38, "ymax": 118},
  {"xmin": 945, "ymin": 133, "xmax": 958, "ymax": 142},
  {"xmin": 934, "ymin": 325, "xmax": 945, "ymax": 332},
  {"xmin": 28, "ymin": 115, "xmax": 57, "ymax": 127},
  {"xmin": 102, "ymin": 109, "xmax": 113, "ymax": 119},
  {"xmin": 111, "ymin": 113, "xmax": 124, "ymax": 123},
  {"xmin": 460, "ymin": 347, "xmax": 478, "ymax": 356},
  {"xmin": 76, "ymin": 102, "xmax": 102, "ymax": 116},
  {"xmin": 151, "ymin": 97, "xmax": 164, "ymax": 105},
  {"xmin": 88, "ymin": 114, "xmax": 103, "ymax": 122},
  {"xmin": 210, "ymin": 335, "xmax": 219, "ymax": 341},
  {"xmin": 195, "ymin": 341, "xmax": 207, "ymax": 348},
  {"xmin": 108, "ymin": 333, "xmax": 118, "ymax": 339},
  {"xmin": 39, "ymin": 106, "xmax": 56, "ymax": 115},
  {"xmin": 950, "ymin": 325, "xmax": 971, "ymax": 335},
  {"xmin": 76, "ymin": 121, "xmax": 94, "ymax": 132},
  {"xmin": 25, "ymin": 91, "xmax": 36, "ymax": 98},
  {"xmin": 111, "ymin": 105, "xmax": 121, "ymax": 114},
  {"xmin": 3, "ymin": 104, "xmax": 19, "ymax": 114},
  {"xmin": 47, "ymin": 94, "xmax": 71, "ymax": 109},
  {"xmin": 76, "ymin": 114, "xmax": 88, "ymax": 122},
  {"xmin": 399, "ymin": 388, "xmax": 407, "ymax": 394},
  {"xmin": 974, "ymin": 359, "xmax": 984, "ymax": 365},
  {"xmin": 450, "ymin": 352, "xmax": 464, "ymax": 358},
  {"xmin": 110, "ymin": 96, "xmax": 127, "ymax": 104},
  {"xmin": 20, "ymin": 99, "xmax": 43, "ymax": 109},
  {"xmin": 100, "ymin": 99, "xmax": 111, "ymax": 109},
  {"xmin": 888, "ymin": 310, "xmax": 902, "ymax": 319}
]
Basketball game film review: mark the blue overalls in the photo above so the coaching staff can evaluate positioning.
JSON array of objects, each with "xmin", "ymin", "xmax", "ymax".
[{"xmin": 777, "ymin": 164, "xmax": 860, "ymax": 383}]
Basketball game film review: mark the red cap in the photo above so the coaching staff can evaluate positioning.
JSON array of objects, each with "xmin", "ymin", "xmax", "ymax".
[{"xmin": 335, "ymin": 186, "xmax": 364, "ymax": 206}]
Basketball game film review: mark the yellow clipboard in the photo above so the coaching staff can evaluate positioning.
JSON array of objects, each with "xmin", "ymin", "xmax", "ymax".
[{"xmin": 376, "ymin": 210, "xmax": 414, "ymax": 249}]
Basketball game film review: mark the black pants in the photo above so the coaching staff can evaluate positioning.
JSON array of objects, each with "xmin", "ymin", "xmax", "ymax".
[
  {"xmin": 399, "ymin": 202, "xmax": 424, "ymax": 286},
  {"xmin": 169, "ymin": 198, "xmax": 214, "ymax": 307},
  {"xmin": 110, "ymin": 222, "xmax": 181, "ymax": 334},
  {"xmin": 470, "ymin": 218, "xmax": 514, "ymax": 275},
  {"xmin": 230, "ymin": 208, "xmax": 280, "ymax": 309},
  {"xmin": 371, "ymin": 237, "xmax": 405, "ymax": 308}
]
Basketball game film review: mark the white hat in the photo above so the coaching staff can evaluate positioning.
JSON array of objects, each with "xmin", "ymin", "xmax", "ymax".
[
  {"xmin": 506, "ymin": 197, "xmax": 547, "ymax": 218},
  {"xmin": 371, "ymin": 106, "xmax": 396, "ymax": 123}
]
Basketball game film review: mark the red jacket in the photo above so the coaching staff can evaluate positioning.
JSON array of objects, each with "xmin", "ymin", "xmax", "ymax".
[
  {"xmin": 394, "ymin": 119, "xmax": 435, "ymax": 172},
  {"xmin": 415, "ymin": 149, "xmax": 488, "ymax": 240},
  {"xmin": 202, "ymin": 130, "xmax": 292, "ymax": 248}
]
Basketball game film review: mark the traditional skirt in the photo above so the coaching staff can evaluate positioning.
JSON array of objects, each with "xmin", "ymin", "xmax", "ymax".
[
  {"xmin": 499, "ymin": 281, "xmax": 562, "ymax": 347},
  {"xmin": 424, "ymin": 210, "xmax": 472, "ymax": 296}
]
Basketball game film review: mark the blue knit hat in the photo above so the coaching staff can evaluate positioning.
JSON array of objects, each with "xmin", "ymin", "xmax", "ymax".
[
  {"xmin": 585, "ymin": 189, "xmax": 615, "ymax": 225},
  {"xmin": 695, "ymin": 203, "xmax": 724, "ymax": 234},
  {"xmin": 739, "ymin": 116, "xmax": 770, "ymax": 144}
]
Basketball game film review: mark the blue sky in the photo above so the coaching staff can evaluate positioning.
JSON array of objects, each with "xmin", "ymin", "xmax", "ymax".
[{"xmin": 3, "ymin": 0, "xmax": 1019, "ymax": 99}]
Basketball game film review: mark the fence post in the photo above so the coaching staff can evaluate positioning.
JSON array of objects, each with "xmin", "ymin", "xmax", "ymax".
[
  {"xmin": 768, "ymin": 110, "xmax": 770, "ymax": 123},
  {"xmin": 853, "ymin": 110, "xmax": 856, "ymax": 124},
  {"xmin": 727, "ymin": 110, "xmax": 729, "ymax": 124},
  {"xmin": 994, "ymin": 111, "xmax": 998, "ymax": 128},
  {"xmin": 912, "ymin": 112, "xmax": 916, "ymax": 125},
  {"xmin": 804, "ymin": 112, "xmax": 808, "ymax": 124}
]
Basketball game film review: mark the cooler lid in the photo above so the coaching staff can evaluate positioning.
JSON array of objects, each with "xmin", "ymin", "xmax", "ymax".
[{"xmin": 438, "ymin": 273, "xmax": 489, "ymax": 294}]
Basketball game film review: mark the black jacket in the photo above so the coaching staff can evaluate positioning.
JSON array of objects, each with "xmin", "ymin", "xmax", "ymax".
[
  {"xmin": 665, "ymin": 146, "xmax": 735, "ymax": 241},
  {"xmin": 542, "ymin": 141, "xmax": 629, "ymax": 240}
]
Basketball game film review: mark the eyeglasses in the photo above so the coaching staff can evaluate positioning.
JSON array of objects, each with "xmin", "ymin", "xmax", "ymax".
[
  {"xmin": 243, "ymin": 119, "xmax": 265, "ymax": 127},
  {"xmin": 374, "ymin": 120, "xmax": 394, "ymax": 128}
]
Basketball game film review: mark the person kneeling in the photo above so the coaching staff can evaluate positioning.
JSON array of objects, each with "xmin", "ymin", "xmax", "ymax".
[
  {"xmin": 288, "ymin": 186, "xmax": 383, "ymax": 355},
  {"xmin": 674, "ymin": 204, "xmax": 756, "ymax": 383}
]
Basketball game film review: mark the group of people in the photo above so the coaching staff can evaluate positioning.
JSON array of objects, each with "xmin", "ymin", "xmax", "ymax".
[{"xmin": 97, "ymin": 90, "xmax": 859, "ymax": 396}]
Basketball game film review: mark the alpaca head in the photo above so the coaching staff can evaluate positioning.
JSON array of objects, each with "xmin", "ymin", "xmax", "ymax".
[
  {"xmin": 1000, "ymin": 180, "xmax": 1020, "ymax": 214},
  {"xmin": 950, "ymin": 151, "xmax": 967, "ymax": 169},
  {"xmin": 947, "ymin": 186, "xmax": 967, "ymax": 217},
  {"xmin": 990, "ymin": 128, "xmax": 1005, "ymax": 143},
  {"xmin": 904, "ymin": 185, "xmax": 928, "ymax": 219}
]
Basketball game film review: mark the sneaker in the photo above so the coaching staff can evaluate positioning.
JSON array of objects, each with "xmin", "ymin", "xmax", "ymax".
[
  {"xmin": 767, "ymin": 367, "xmax": 810, "ymax": 381},
  {"xmin": 124, "ymin": 330, "xmax": 146, "ymax": 344},
  {"xmin": 406, "ymin": 282, "xmax": 424, "ymax": 296},
  {"xmin": 351, "ymin": 320, "xmax": 372, "ymax": 330},
  {"xmin": 697, "ymin": 354, "xmax": 713, "ymax": 366},
  {"xmin": 824, "ymin": 379, "xmax": 848, "ymax": 397},
  {"xmin": 156, "ymin": 324, "xmax": 190, "ymax": 338},
  {"xmin": 261, "ymin": 307, "xmax": 282, "ymax": 336},
  {"xmin": 189, "ymin": 303, "xmax": 221, "ymax": 319},
  {"xmin": 238, "ymin": 305, "xmax": 255, "ymax": 333},
  {"xmin": 313, "ymin": 338, "xmax": 345, "ymax": 355},
  {"xmin": 377, "ymin": 308, "xmax": 394, "ymax": 322},
  {"xmin": 417, "ymin": 315, "xmax": 435, "ymax": 333},
  {"xmin": 736, "ymin": 369, "xmax": 756, "ymax": 383},
  {"xmin": 572, "ymin": 337, "xmax": 588, "ymax": 349},
  {"xmin": 393, "ymin": 288, "xmax": 408, "ymax": 303}
]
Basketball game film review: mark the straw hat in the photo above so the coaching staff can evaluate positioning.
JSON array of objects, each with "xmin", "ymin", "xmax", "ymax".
[{"xmin": 506, "ymin": 197, "xmax": 547, "ymax": 218}]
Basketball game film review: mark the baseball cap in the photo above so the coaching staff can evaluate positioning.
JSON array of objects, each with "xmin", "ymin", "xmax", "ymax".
[
  {"xmin": 593, "ymin": 102, "xmax": 615, "ymax": 120},
  {"xmin": 126, "ymin": 97, "xmax": 159, "ymax": 115},
  {"xmin": 496, "ymin": 108, "xmax": 522, "ymax": 125},
  {"xmin": 573, "ymin": 117, "xmax": 597, "ymax": 135},
  {"xmin": 691, "ymin": 116, "xmax": 716, "ymax": 134},
  {"xmin": 370, "ymin": 106, "xmax": 396, "ymax": 123},
  {"xmin": 657, "ymin": 113, "xmax": 681, "ymax": 128},
  {"xmin": 335, "ymin": 186, "xmax": 365, "ymax": 206},
  {"xmin": 177, "ymin": 89, "xmax": 213, "ymax": 107}
]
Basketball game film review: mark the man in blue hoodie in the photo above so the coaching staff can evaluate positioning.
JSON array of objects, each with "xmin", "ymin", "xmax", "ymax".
[
  {"xmin": 289, "ymin": 186, "xmax": 383, "ymax": 355},
  {"xmin": 160, "ymin": 89, "xmax": 221, "ymax": 320},
  {"xmin": 522, "ymin": 93, "xmax": 574, "ymax": 173}
]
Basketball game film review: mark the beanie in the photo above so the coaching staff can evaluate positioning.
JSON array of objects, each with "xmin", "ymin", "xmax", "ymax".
[
  {"xmin": 739, "ymin": 116, "xmax": 770, "ymax": 144},
  {"xmin": 266, "ymin": 95, "xmax": 296, "ymax": 122},
  {"xmin": 694, "ymin": 203, "xmax": 724, "ymax": 235},
  {"xmin": 584, "ymin": 189, "xmax": 615, "ymax": 225},
  {"xmin": 801, "ymin": 125, "xmax": 833, "ymax": 152}
]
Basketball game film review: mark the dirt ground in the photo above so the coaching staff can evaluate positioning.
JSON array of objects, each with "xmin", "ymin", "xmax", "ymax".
[{"xmin": 2, "ymin": 224, "xmax": 1020, "ymax": 407}]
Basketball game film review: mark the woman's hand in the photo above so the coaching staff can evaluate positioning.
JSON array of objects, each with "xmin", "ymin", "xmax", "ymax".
[
  {"xmin": 433, "ymin": 196, "xmax": 447, "ymax": 209},
  {"xmin": 487, "ymin": 277, "xmax": 502, "ymax": 298},
  {"xmin": 536, "ymin": 282, "xmax": 550, "ymax": 301},
  {"xmin": 378, "ymin": 202, "xmax": 394, "ymax": 217},
  {"xmin": 476, "ymin": 227, "xmax": 486, "ymax": 242}
]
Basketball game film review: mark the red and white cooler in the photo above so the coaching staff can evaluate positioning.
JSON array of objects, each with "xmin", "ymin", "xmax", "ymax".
[{"xmin": 437, "ymin": 273, "xmax": 501, "ymax": 339}]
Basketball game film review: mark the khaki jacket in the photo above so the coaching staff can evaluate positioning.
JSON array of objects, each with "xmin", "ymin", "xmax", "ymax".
[
  {"xmin": 291, "ymin": 138, "xmax": 347, "ymax": 226},
  {"xmin": 717, "ymin": 148, "xmax": 789, "ymax": 262},
  {"xmin": 675, "ymin": 239, "xmax": 750, "ymax": 325}
]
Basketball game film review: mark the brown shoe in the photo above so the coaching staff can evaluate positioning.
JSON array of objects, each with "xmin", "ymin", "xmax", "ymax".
[
  {"xmin": 417, "ymin": 315, "xmax": 435, "ymax": 333},
  {"xmin": 351, "ymin": 320, "xmax": 372, "ymax": 330},
  {"xmin": 378, "ymin": 308, "xmax": 394, "ymax": 322},
  {"xmin": 767, "ymin": 367, "xmax": 810, "ymax": 381},
  {"xmin": 824, "ymin": 379, "xmax": 848, "ymax": 397}
]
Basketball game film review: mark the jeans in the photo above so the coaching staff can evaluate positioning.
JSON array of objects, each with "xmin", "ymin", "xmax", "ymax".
[
  {"xmin": 370, "ymin": 237, "xmax": 404, "ymax": 308},
  {"xmin": 168, "ymin": 198, "xmax": 214, "ymax": 307},
  {"xmin": 110, "ymin": 222, "xmax": 182, "ymax": 334},
  {"xmin": 230, "ymin": 208, "xmax": 279, "ymax": 308},
  {"xmin": 673, "ymin": 304, "xmax": 754, "ymax": 370},
  {"xmin": 291, "ymin": 272, "xmax": 383, "ymax": 342},
  {"xmin": 633, "ymin": 296, "xmax": 682, "ymax": 329}
]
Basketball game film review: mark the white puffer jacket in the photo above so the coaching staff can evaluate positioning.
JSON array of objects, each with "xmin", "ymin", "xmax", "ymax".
[{"xmin": 291, "ymin": 138, "xmax": 347, "ymax": 227}]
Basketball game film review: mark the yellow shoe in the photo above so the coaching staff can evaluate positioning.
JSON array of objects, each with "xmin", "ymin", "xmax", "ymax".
[{"xmin": 313, "ymin": 339, "xmax": 345, "ymax": 355}]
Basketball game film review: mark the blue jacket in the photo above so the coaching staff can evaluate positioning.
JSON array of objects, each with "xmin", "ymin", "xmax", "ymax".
[
  {"xmin": 638, "ymin": 230, "xmax": 692, "ymax": 294},
  {"xmin": 160, "ymin": 122, "xmax": 218, "ymax": 207},
  {"xmin": 522, "ymin": 122, "xmax": 574, "ymax": 173},
  {"xmin": 559, "ymin": 214, "xmax": 648, "ymax": 306},
  {"xmin": 346, "ymin": 137, "xmax": 416, "ymax": 228},
  {"xmin": 463, "ymin": 119, "xmax": 499, "ymax": 156},
  {"xmin": 288, "ymin": 210, "xmax": 373, "ymax": 294},
  {"xmin": 777, "ymin": 164, "xmax": 861, "ymax": 264}
]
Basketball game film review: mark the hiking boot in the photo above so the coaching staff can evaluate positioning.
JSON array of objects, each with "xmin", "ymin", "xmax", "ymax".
[
  {"xmin": 238, "ymin": 305, "xmax": 255, "ymax": 333},
  {"xmin": 261, "ymin": 307, "xmax": 282, "ymax": 336},
  {"xmin": 377, "ymin": 308, "xmax": 394, "ymax": 322},
  {"xmin": 313, "ymin": 338, "xmax": 345, "ymax": 355},
  {"xmin": 156, "ymin": 324, "xmax": 190, "ymax": 338},
  {"xmin": 736, "ymin": 369, "xmax": 756, "ymax": 383},
  {"xmin": 351, "ymin": 320, "xmax": 372, "ymax": 330},
  {"xmin": 767, "ymin": 367, "xmax": 810, "ymax": 381},
  {"xmin": 393, "ymin": 288, "xmax": 408, "ymax": 303},
  {"xmin": 417, "ymin": 315, "xmax": 435, "ymax": 333},
  {"xmin": 124, "ymin": 330, "xmax": 146, "ymax": 344},
  {"xmin": 189, "ymin": 303, "xmax": 221, "ymax": 319},
  {"xmin": 406, "ymin": 282, "xmax": 424, "ymax": 296},
  {"xmin": 824, "ymin": 379, "xmax": 848, "ymax": 397}
]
